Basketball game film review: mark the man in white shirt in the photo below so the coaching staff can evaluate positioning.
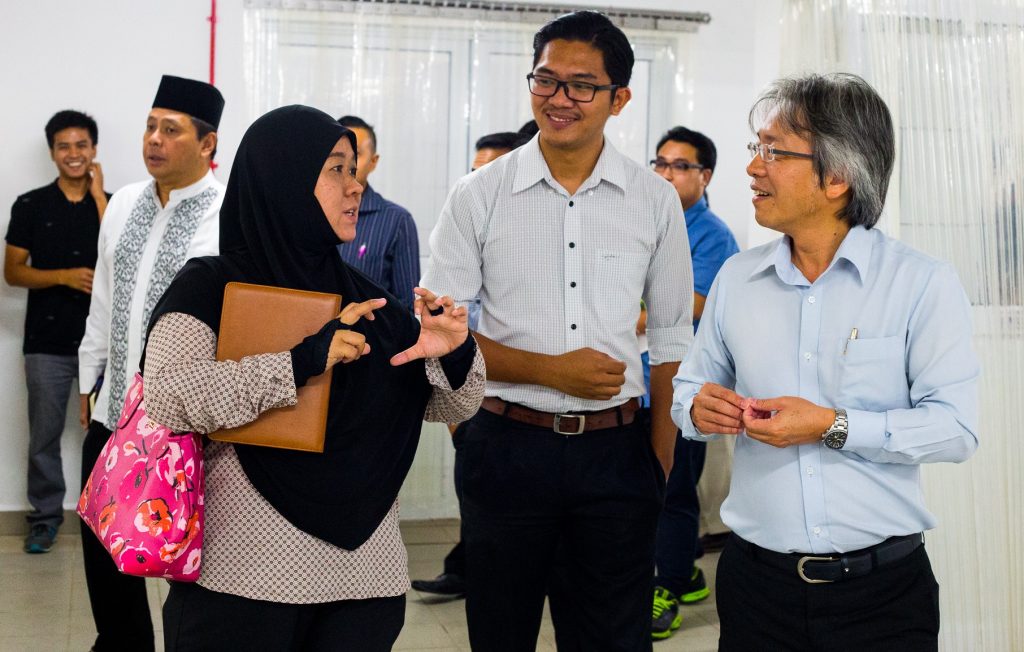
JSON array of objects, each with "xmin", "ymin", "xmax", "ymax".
[
  {"xmin": 423, "ymin": 11, "xmax": 692, "ymax": 651},
  {"xmin": 77, "ymin": 74, "xmax": 225, "ymax": 652}
]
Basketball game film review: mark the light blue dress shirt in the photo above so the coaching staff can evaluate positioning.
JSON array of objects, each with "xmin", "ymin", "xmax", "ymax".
[{"xmin": 672, "ymin": 225, "xmax": 979, "ymax": 554}]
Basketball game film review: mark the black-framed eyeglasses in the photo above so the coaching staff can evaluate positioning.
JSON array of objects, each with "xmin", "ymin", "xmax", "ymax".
[
  {"xmin": 527, "ymin": 73, "xmax": 619, "ymax": 103},
  {"xmin": 747, "ymin": 142, "xmax": 814, "ymax": 162},
  {"xmin": 650, "ymin": 159, "xmax": 705, "ymax": 174}
]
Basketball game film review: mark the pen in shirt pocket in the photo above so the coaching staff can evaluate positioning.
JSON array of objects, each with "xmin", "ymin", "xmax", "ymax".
[{"xmin": 843, "ymin": 327, "xmax": 858, "ymax": 354}]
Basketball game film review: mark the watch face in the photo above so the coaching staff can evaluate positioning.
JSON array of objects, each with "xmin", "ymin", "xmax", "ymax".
[{"xmin": 824, "ymin": 430, "xmax": 847, "ymax": 450}]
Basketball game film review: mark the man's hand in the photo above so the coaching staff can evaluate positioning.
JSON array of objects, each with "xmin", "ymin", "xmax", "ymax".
[
  {"xmin": 62, "ymin": 267, "xmax": 94, "ymax": 294},
  {"xmin": 690, "ymin": 382, "xmax": 745, "ymax": 435},
  {"xmin": 635, "ymin": 306, "xmax": 647, "ymax": 336},
  {"xmin": 89, "ymin": 163, "xmax": 105, "ymax": 198},
  {"xmin": 549, "ymin": 348, "xmax": 627, "ymax": 400},
  {"xmin": 741, "ymin": 396, "xmax": 835, "ymax": 448},
  {"xmin": 89, "ymin": 163, "xmax": 108, "ymax": 219},
  {"xmin": 79, "ymin": 394, "xmax": 90, "ymax": 430}
]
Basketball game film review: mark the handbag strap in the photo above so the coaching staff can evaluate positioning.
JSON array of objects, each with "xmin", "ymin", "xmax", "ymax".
[{"xmin": 116, "ymin": 374, "xmax": 147, "ymax": 431}]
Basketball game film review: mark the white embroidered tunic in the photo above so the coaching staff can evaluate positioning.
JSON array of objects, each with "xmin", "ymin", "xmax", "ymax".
[{"xmin": 78, "ymin": 171, "xmax": 223, "ymax": 429}]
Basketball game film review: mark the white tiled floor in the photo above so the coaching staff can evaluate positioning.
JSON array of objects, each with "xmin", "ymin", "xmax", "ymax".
[{"xmin": 0, "ymin": 521, "xmax": 720, "ymax": 651}]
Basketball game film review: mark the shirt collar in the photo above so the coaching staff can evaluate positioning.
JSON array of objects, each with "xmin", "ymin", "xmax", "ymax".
[
  {"xmin": 512, "ymin": 135, "xmax": 628, "ymax": 195},
  {"xmin": 156, "ymin": 169, "xmax": 217, "ymax": 206},
  {"xmin": 358, "ymin": 184, "xmax": 385, "ymax": 214},
  {"xmin": 749, "ymin": 225, "xmax": 874, "ymax": 285},
  {"xmin": 832, "ymin": 225, "xmax": 873, "ymax": 283},
  {"xmin": 684, "ymin": 195, "xmax": 708, "ymax": 228}
]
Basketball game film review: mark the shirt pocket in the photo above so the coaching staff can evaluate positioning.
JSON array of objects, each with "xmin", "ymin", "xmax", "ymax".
[
  {"xmin": 837, "ymin": 335, "xmax": 910, "ymax": 411},
  {"xmin": 593, "ymin": 249, "xmax": 649, "ymax": 328}
]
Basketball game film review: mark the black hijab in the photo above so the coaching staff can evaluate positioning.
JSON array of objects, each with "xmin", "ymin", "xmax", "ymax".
[{"xmin": 148, "ymin": 105, "xmax": 429, "ymax": 550}]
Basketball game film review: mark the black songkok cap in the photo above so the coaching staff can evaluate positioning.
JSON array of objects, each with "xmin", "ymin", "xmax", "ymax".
[{"xmin": 152, "ymin": 75, "xmax": 225, "ymax": 128}]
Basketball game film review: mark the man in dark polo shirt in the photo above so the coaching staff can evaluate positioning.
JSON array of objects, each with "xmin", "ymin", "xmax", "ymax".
[{"xmin": 4, "ymin": 110, "xmax": 108, "ymax": 554}]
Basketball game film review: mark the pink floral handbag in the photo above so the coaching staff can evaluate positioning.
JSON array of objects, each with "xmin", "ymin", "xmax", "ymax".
[{"xmin": 77, "ymin": 373, "xmax": 204, "ymax": 581}]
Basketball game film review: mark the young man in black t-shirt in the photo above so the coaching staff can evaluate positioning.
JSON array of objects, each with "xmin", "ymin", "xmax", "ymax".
[{"xmin": 4, "ymin": 110, "xmax": 108, "ymax": 554}]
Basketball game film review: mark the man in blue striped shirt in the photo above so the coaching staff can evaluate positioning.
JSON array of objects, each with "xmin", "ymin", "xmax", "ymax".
[
  {"xmin": 673, "ymin": 73, "xmax": 979, "ymax": 651},
  {"xmin": 336, "ymin": 115, "xmax": 420, "ymax": 310}
]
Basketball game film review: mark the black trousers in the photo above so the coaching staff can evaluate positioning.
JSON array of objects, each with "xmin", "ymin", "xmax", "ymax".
[
  {"xmin": 442, "ymin": 421, "xmax": 468, "ymax": 576},
  {"xmin": 653, "ymin": 436, "xmax": 707, "ymax": 595},
  {"xmin": 717, "ymin": 535, "xmax": 940, "ymax": 652},
  {"xmin": 461, "ymin": 408, "xmax": 665, "ymax": 652},
  {"xmin": 81, "ymin": 419, "xmax": 155, "ymax": 652},
  {"xmin": 163, "ymin": 581, "xmax": 405, "ymax": 651}
]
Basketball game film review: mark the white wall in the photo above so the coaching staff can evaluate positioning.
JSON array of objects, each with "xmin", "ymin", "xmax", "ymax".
[
  {"xmin": 0, "ymin": 0, "xmax": 778, "ymax": 515},
  {"xmin": 0, "ymin": 0, "xmax": 250, "ymax": 512}
]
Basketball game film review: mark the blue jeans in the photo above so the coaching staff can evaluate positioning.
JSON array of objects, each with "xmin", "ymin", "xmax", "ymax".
[{"xmin": 24, "ymin": 353, "xmax": 78, "ymax": 528}]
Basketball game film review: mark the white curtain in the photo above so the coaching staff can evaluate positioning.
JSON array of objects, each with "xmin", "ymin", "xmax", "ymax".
[
  {"xmin": 781, "ymin": 1, "xmax": 1024, "ymax": 648},
  {"xmin": 244, "ymin": 4, "xmax": 696, "ymax": 519}
]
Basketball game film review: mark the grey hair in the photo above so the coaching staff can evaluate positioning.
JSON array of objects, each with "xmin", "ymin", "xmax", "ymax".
[{"xmin": 749, "ymin": 73, "xmax": 895, "ymax": 229}]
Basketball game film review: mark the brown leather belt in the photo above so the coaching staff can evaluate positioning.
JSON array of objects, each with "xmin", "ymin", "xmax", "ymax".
[{"xmin": 481, "ymin": 396, "xmax": 641, "ymax": 435}]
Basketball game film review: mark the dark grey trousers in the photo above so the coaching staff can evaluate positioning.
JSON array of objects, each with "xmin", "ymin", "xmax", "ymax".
[{"xmin": 24, "ymin": 353, "xmax": 78, "ymax": 528}]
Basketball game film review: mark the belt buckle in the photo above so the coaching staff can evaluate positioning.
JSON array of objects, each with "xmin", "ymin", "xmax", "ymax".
[
  {"xmin": 797, "ymin": 555, "xmax": 836, "ymax": 584},
  {"xmin": 554, "ymin": 414, "xmax": 585, "ymax": 435}
]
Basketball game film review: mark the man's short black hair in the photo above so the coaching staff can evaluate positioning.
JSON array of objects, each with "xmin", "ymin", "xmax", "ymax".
[
  {"xmin": 476, "ymin": 132, "xmax": 530, "ymax": 152},
  {"xmin": 656, "ymin": 126, "xmax": 717, "ymax": 172},
  {"xmin": 45, "ymin": 110, "xmax": 98, "ymax": 149},
  {"xmin": 191, "ymin": 116, "xmax": 218, "ymax": 161},
  {"xmin": 518, "ymin": 120, "xmax": 539, "ymax": 138},
  {"xmin": 532, "ymin": 11, "xmax": 634, "ymax": 88},
  {"xmin": 337, "ymin": 115, "xmax": 377, "ymax": 152}
]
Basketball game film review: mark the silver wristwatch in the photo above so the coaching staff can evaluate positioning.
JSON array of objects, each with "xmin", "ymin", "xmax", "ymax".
[{"xmin": 821, "ymin": 408, "xmax": 848, "ymax": 450}]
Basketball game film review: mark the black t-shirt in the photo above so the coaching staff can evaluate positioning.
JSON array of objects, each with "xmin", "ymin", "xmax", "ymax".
[{"xmin": 5, "ymin": 180, "xmax": 105, "ymax": 355}]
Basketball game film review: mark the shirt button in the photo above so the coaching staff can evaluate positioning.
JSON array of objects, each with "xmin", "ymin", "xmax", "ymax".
[
  {"xmin": 806, "ymin": 466, "xmax": 814, "ymax": 476},
  {"xmin": 570, "ymin": 282, "xmax": 577, "ymax": 288},
  {"xmin": 569, "ymin": 201, "xmax": 574, "ymax": 207},
  {"xmin": 813, "ymin": 527, "xmax": 822, "ymax": 536},
  {"xmin": 587, "ymin": 190, "xmax": 594, "ymax": 196},
  {"xmin": 569, "ymin": 242, "xmax": 575, "ymax": 248},
  {"xmin": 808, "ymin": 296, "xmax": 816, "ymax": 304},
  {"xmin": 803, "ymin": 352, "xmax": 812, "ymax": 361},
  {"xmin": 570, "ymin": 324, "xmax": 577, "ymax": 330}
]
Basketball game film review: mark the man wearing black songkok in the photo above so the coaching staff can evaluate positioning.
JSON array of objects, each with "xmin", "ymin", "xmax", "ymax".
[{"xmin": 77, "ymin": 74, "xmax": 226, "ymax": 652}]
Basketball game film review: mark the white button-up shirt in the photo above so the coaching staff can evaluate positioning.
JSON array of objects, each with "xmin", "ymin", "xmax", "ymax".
[{"xmin": 423, "ymin": 136, "xmax": 692, "ymax": 413}]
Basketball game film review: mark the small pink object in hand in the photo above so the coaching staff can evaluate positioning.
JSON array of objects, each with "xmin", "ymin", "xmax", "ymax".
[{"xmin": 741, "ymin": 397, "xmax": 773, "ymax": 421}]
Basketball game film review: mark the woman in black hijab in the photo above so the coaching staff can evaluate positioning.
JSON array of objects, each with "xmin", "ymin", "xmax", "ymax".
[{"xmin": 142, "ymin": 105, "xmax": 484, "ymax": 651}]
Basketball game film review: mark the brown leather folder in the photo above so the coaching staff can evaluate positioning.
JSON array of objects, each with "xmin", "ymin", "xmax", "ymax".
[{"xmin": 212, "ymin": 282, "xmax": 341, "ymax": 452}]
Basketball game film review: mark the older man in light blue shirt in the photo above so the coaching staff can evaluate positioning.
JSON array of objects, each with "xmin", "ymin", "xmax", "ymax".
[{"xmin": 673, "ymin": 73, "xmax": 978, "ymax": 651}]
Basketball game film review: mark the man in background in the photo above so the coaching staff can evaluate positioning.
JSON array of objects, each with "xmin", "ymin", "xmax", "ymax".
[
  {"xmin": 646, "ymin": 126, "xmax": 739, "ymax": 640},
  {"xmin": 78, "ymin": 75, "xmax": 225, "ymax": 652},
  {"xmin": 4, "ymin": 109, "xmax": 108, "ymax": 554},
  {"xmin": 336, "ymin": 115, "xmax": 419, "ymax": 310}
]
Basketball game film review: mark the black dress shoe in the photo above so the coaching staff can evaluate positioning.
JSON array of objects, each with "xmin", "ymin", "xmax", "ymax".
[{"xmin": 411, "ymin": 573, "xmax": 466, "ymax": 597}]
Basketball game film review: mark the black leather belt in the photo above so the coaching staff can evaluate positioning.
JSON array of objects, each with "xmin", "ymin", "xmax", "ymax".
[{"xmin": 731, "ymin": 533, "xmax": 924, "ymax": 584}]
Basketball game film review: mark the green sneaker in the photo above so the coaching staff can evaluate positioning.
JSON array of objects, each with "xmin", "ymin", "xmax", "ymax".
[
  {"xmin": 680, "ymin": 566, "xmax": 711, "ymax": 604},
  {"xmin": 651, "ymin": 586, "xmax": 682, "ymax": 640}
]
